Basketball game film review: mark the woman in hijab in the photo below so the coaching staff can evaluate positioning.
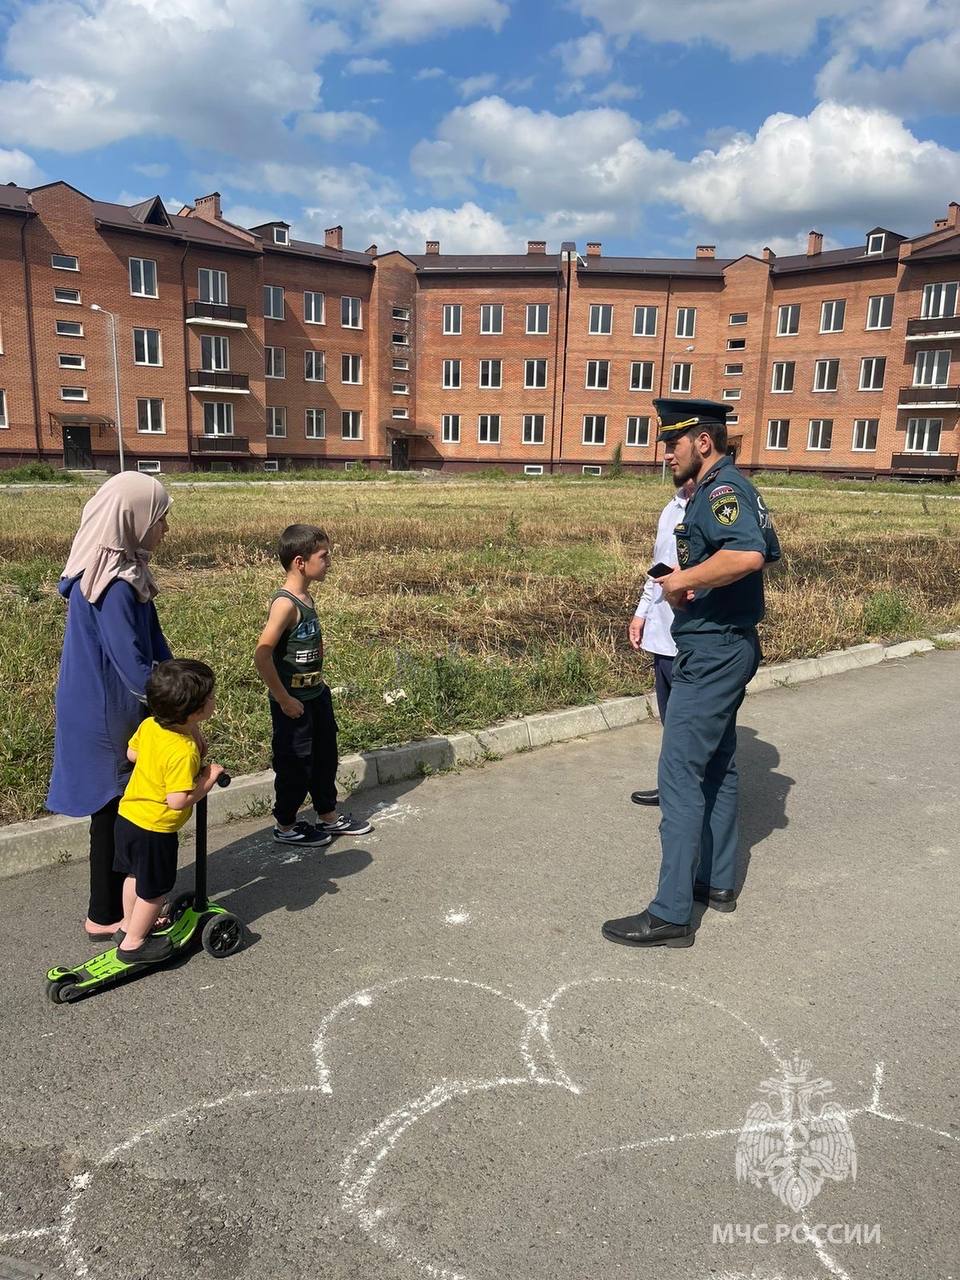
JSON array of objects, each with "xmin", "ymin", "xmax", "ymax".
[{"xmin": 47, "ymin": 472, "xmax": 173, "ymax": 940}]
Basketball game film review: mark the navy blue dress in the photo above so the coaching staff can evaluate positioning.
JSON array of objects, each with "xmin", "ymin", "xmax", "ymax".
[{"xmin": 47, "ymin": 577, "xmax": 171, "ymax": 818}]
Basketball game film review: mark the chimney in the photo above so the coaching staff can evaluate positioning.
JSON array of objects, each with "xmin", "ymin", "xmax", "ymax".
[
  {"xmin": 934, "ymin": 218, "xmax": 948, "ymax": 230},
  {"xmin": 586, "ymin": 241, "xmax": 602, "ymax": 257},
  {"xmin": 527, "ymin": 240, "xmax": 546, "ymax": 254},
  {"xmin": 949, "ymin": 202, "xmax": 960, "ymax": 229},
  {"xmin": 365, "ymin": 243, "xmax": 378, "ymax": 256},
  {"xmin": 696, "ymin": 244, "xmax": 716, "ymax": 259},
  {"xmin": 762, "ymin": 246, "xmax": 776, "ymax": 262},
  {"xmin": 807, "ymin": 230, "xmax": 823, "ymax": 256},
  {"xmin": 325, "ymin": 225, "xmax": 343, "ymax": 250},
  {"xmin": 425, "ymin": 239, "xmax": 440, "ymax": 255},
  {"xmin": 193, "ymin": 192, "xmax": 222, "ymax": 222}
]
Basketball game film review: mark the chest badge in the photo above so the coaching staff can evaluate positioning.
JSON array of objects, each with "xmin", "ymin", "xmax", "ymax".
[{"xmin": 677, "ymin": 539, "xmax": 690, "ymax": 566}]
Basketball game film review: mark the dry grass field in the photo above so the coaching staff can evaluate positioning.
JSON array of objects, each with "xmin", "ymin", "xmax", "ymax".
[{"xmin": 2, "ymin": 473, "xmax": 959, "ymax": 824}]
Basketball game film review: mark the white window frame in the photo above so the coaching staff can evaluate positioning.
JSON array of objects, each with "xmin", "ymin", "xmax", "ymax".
[
  {"xmin": 633, "ymin": 305, "xmax": 657, "ymax": 337},
  {"xmin": 266, "ymin": 406, "xmax": 287, "ymax": 438},
  {"xmin": 392, "ymin": 358, "xmax": 410, "ymax": 371},
  {"xmin": 905, "ymin": 417, "xmax": 942, "ymax": 453},
  {"xmin": 477, "ymin": 413, "xmax": 501, "ymax": 444},
  {"xmin": 777, "ymin": 304, "xmax": 800, "ymax": 336},
  {"xmin": 273, "ymin": 226, "xmax": 289, "ymax": 246},
  {"xmin": 199, "ymin": 268, "xmax": 228, "ymax": 305},
  {"xmin": 264, "ymin": 285, "xmax": 285, "ymax": 321},
  {"xmin": 522, "ymin": 414, "xmax": 545, "ymax": 445},
  {"xmin": 200, "ymin": 334, "xmax": 229, "ymax": 371},
  {"xmin": 480, "ymin": 303, "xmax": 504, "ymax": 335},
  {"xmin": 129, "ymin": 257, "xmax": 158, "ymax": 298},
  {"xmin": 265, "ymin": 345, "xmax": 286, "ymax": 379},
  {"xmin": 526, "ymin": 303, "xmax": 549, "ymax": 334},
  {"xmin": 304, "ymin": 349, "xmax": 325, "ymax": 382},
  {"xmin": 629, "ymin": 361, "xmax": 653, "ymax": 392},
  {"xmin": 479, "ymin": 359, "xmax": 502, "ymax": 389},
  {"xmin": 305, "ymin": 408, "xmax": 326, "ymax": 439},
  {"xmin": 852, "ymin": 418, "xmax": 879, "ymax": 452},
  {"xmin": 391, "ymin": 408, "xmax": 409, "ymax": 419},
  {"xmin": 524, "ymin": 358, "xmax": 547, "ymax": 389},
  {"xmin": 588, "ymin": 304, "xmax": 612, "ymax": 335},
  {"xmin": 54, "ymin": 287, "xmax": 81, "ymax": 305},
  {"xmin": 722, "ymin": 388, "xmax": 741, "ymax": 400},
  {"xmin": 442, "ymin": 303, "xmax": 462, "ymax": 335},
  {"xmin": 392, "ymin": 307, "xmax": 411, "ymax": 322},
  {"xmin": 59, "ymin": 386, "xmax": 87, "ymax": 402},
  {"xmin": 392, "ymin": 331, "xmax": 409, "ymax": 346},
  {"xmin": 133, "ymin": 327, "xmax": 162, "ymax": 367},
  {"xmin": 859, "ymin": 356, "xmax": 885, "ymax": 391},
  {"xmin": 56, "ymin": 320, "xmax": 84, "ymax": 338},
  {"xmin": 442, "ymin": 413, "xmax": 461, "ymax": 444},
  {"xmin": 582, "ymin": 414, "xmax": 606, "ymax": 446},
  {"xmin": 524, "ymin": 465, "xmax": 544, "ymax": 475},
  {"xmin": 51, "ymin": 254, "xmax": 79, "ymax": 272},
  {"xmin": 585, "ymin": 360, "xmax": 610, "ymax": 391},
  {"xmin": 203, "ymin": 401, "xmax": 234, "ymax": 435},
  {"xmin": 626, "ymin": 416, "xmax": 650, "ymax": 447},
  {"xmin": 341, "ymin": 409, "xmax": 362, "ymax": 440},
  {"xmin": 866, "ymin": 232, "xmax": 885, "ymax": 255},
  {"xmin": 727, "ymin": 338, "xmax": 746, "ymax": 351},
  {"xmin": 675, "ymin": 307, "xmax": 696, "ymax": 339},
  {"xmin": 913, "ymin": 350, "xmax": 950, "ymax": 388},
  {"xmin": 728, "ymin": 312, "xmax": 748, "ymax": 326},
  {"xmin": 392, "ymin": 383, "xmax": 409, "ymax": 395},
  {"xmin": 766, "ymin": 419, "xmax": 789, "ymax": 450},
  {"xmin": 866, "ymin": 294, "xmax": 893, "ymax": 330},
  {"xmin": 0, "ymin": 388, "xmax": 7, "ymax": 429},
  {"xmin": 137, "ymin": 460, "xmax": 161, "ymax": 474},
  {"xmin": 671, "ymin": 362, "xmax": 692, "ymax": 394},
  {"xmin": 304, "ymin": 291, "xmax": 325, "ymax": 325},
  {"xmin": 341, "ymin": 296, "xmax": 362, "ymax": 329},
  {"xmin": 442, "ymin": 358, "xmax": 461, "ymax": 389},
  {"xmin": 582, "ymin": 464, "xmax": 602, "ymax": 476},
  {"xmin": 341, "ymin": 353, "xmax": 362, "ymax": 385},
  {"xmin": 724, "ymin": 363, "xmax": 743, "ymax": 376},
  {"xmin": 813, "ymin": 358, "xmax": 839, "ymax": 392},
  {"xmin": 262, "ymin": 460, "xmax": 280, "ymax": 472},
  {"xmin": 920, "ymin": 282, "xmax": 959, "ymax": 320},
  {"xmin": 58, "ymin": 353, "xmax": 86, "ymax": 370},
  {"xmin": 820, "ymin": 299, "xmax": 846, "ymax": 333},
  {"xmin": 807, "ymin": 418, "xmax": 833, "ymax": 451}
]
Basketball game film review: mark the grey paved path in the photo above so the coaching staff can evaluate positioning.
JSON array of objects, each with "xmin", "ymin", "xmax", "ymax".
[{"xmin": 1, "ymin": 652, "xmax": 958, "ymax": 1280}]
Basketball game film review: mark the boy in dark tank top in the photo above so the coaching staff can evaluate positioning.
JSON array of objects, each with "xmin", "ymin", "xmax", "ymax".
[{"xmin": 254, "ymin": 523, "xmax": 373, "ymax": 845}]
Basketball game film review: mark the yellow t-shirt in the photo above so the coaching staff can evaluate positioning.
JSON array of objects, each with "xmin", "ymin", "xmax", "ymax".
[{"xmin": 118, "ymin": 717, "xmax": 201, "ymax": 834}]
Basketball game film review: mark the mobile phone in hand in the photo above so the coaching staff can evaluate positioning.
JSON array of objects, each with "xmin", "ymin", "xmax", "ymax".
[{"xmin": 648, "ymin": 562, "xmax": 674, "ymax": 578}]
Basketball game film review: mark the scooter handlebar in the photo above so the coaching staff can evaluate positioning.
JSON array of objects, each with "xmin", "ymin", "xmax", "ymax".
[{"xmin": 216, "ymin": 771, "xmax": 231, "ymax": 788}]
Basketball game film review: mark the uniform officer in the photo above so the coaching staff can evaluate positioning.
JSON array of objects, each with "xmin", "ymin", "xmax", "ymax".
[{"xmin": 602, "ymin": 398, "xmax": 781, "ymax": 949}]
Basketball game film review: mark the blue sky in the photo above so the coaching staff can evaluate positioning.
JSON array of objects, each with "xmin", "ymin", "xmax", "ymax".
[{"xmin": 1, "ymin": 0, "xmax": 960, "ymax": 257}]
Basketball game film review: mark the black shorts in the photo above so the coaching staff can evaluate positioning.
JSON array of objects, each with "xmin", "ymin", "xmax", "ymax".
[{"xmin": 112, "ymin": 814, "xmax": 179, "ymax": 900}]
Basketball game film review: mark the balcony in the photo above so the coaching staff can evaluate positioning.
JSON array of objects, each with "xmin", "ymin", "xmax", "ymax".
[
  {"xmin": 185, "ymin": 301, "xmax": 248, "ymax": 328},
  {"xmin": 188, "ymin": 369, "xmax": 250, "ymax": 393},
  {"xmin": 195, "ymin": 434, "xmax": 249, "ymax": 454},
  {"xmin": 905, "ymin": 315, "xmax": 960, "ymax": 341},
  {"xmin": 891, "ymin": 451, "xmax": 958, "ymax": 475},
  {"xmin": 897, "ymin": 385, "xmax": 960, "ymax": 408}
]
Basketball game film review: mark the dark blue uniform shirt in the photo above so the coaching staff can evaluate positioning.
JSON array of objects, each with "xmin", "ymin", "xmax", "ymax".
[{"xmin": 671, "ymin": 456, "xmax": 781, "ymax": 638}]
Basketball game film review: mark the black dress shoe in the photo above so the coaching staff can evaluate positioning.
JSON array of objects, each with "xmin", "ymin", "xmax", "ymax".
[
  {"xmin": 601, "ymin": 909, "xmax": 694, "ymax": 948},
  {"xmin": 630, "ymin": 789, "xmax": 659, "ymax": 806},
  {"xmin": 693, "ymin": 882, "xmax": 738, "ymax": 913}
]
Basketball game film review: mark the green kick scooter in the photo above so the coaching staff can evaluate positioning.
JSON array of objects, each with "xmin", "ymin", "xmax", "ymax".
[{"xmin": 45, "ymin": 774, "xmax": 244, "ymax": 1004}]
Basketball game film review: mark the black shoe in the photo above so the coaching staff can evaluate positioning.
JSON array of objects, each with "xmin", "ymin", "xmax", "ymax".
[
  {"xmin": 693, "ymin": 882, "xmax": 738, "ymax": 913},
  {"xmin": 601, "ymin": 909, "xmax": 694, "ymax": 948},
  {"xmin": 116, "ymin": 935, "xmax": 174, "ymax": 966},
  {"xmin": 630, "ymin": 789, "xmax": 659, "ymax": 806}
]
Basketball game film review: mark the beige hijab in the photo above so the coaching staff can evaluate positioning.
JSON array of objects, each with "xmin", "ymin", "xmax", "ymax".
[{"xmin": 61, "ymin": 472, "xmax": 171, "ymax": 604}]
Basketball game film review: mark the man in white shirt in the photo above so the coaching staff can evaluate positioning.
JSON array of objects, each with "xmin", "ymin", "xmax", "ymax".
[{"xmin": 627, "ymin": 477, "xmax": 696, "ymax": 806}]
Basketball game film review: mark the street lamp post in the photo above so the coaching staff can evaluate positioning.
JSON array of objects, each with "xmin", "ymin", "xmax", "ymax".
[{"xmin": 90, "ymin": 304, "xmax": 125, "ymax": 472}]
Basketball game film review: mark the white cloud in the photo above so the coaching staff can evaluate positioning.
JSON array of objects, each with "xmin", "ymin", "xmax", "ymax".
[
  {"xmin": 650, "ymin": 109, "xmax": 688, "ymax": 131},
  {"xmin": 132, "ymin": 162, "xmax": 170, "ymax": 180},
  {"xmin": 298, "ymin": 110, "xmax": 380, "ymax": 142},
  {"xmin": 817, "ymin": 30, "xmax": 960, "ymax": 116},
  {"xmin": 361, "ymin": 0, "xmax": 509, "ymax": 43},
  {"xmin": 0, "ymin": 0, "xmax": 349, "ymax": 153},
  {"xmin": 315, "ymin": 200, "xmax": 516, "ymax": 254},
  {"xmin": 344, "ymin": 57, "xmax": 392, "ymax": 74},
  {"xmin": 0, "ymin": 147, "xmax": 44, "ymax": 186},
  {"xmin": 554, "ymin": 32, "xmax": 612, "ymax": 79},
  {"xmin": 587, "ymin": 81, "xmax": 640, "ymax": 103},
  {"xmin": 414, "ymin": 66, "xmax": 447, "ymax": 80},
  {"xmin": 457, "ymin": 73, "xmax": 498, "ymax": 99}
]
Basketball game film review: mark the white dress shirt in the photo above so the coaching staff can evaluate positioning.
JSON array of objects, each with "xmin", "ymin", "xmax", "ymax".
[{"xmin": 633, "ymin": 491, "xmax": 689, "ymax": 658}]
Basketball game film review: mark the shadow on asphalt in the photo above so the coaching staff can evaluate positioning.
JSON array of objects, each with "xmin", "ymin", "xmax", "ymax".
[{"xmin": 736, "ymin": 725, "xmax": 794, "ymax": 891}]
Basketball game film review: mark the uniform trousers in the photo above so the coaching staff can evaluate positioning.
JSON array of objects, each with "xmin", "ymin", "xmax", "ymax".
[{"xmin": 650, "ymin": 629, "xmax": 761, "ymax": 924}]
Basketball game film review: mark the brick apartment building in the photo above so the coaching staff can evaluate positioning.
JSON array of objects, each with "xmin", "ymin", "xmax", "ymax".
[{"xmin": 2, "ymin": 178, "xmax": 960, "ymax": 479}]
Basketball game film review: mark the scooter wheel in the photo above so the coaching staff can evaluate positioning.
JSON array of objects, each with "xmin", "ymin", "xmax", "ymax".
[
  {"xmin": 201, "ymin": 913, "xmax": 244, "ymax": 958},
  {"xmin": 167, "ymin": 892, "xmax": 194, "ymax": 924},
  {"xmin": 46, "ymin": 975, "xmax": 80, "ymax": 1005}
]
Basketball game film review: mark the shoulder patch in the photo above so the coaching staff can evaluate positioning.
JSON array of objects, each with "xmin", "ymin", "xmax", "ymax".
[
  {"xmin": 708, "ymin": 484, "xmax": 735, "ymax": 500},
  {"xmin": 711, "ymin": 492, "xmax": 740, "ymax": 525}
]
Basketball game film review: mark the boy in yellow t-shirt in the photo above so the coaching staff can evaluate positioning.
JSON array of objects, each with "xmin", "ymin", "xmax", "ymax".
[{"xmin": 114, "ymin": 659, "xmax": 223, "ymax": 965}]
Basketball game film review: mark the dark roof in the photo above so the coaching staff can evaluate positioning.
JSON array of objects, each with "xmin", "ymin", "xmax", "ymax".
[
  {"xmin": 410, "ymin": 253, "xmax": 562, "ymax": 274},
  {"xmin": 92, "ymin": 199, "xmax": 260, "ymax": 253},
  {"xmin": 0, "ymin": 182, "xmax": 33, "ymax": 214},
  {"xmin": 128, "ymin": 196, "xmax": 173, "ymax": 228},
  {"xmin": 769, "ymin": 243, "xmax": 901, "ymax": 274},
  {"xmin": 262, "ymin": 237, "xmax": 374, "ymax": 268},
  {"xmin": 906, "ymin": 232, "xmax": 960, "ymax": 261},
  {"xmin": 580, "ymin": 255, "xmax": 730, "ymax": 277}
]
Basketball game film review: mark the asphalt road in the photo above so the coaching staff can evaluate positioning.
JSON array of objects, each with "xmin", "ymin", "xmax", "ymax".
[{"xmin": 1, "ymin": 652, "xmax": 958, "ymax": 1280}]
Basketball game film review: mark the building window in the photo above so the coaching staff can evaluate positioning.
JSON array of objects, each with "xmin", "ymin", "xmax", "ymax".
[
  {"xmin": 726, "ymin": 415, "xmax": 739, "ymax": 426},
  {"xmin": 266, "ymin": 406, "xmax": 287, "ymax": 437},
  {"xmin": 526, "ymin": 303, "xmax": 549, "ymax": 334},
  {"xmin": 859, "ymin": 357, "xmax": 886, "ymax": 391},
  {"xmin": 921, "ymin": 282, "xmax": 959, "ymax": 320},
  {"xmin": 304, "ymin": 291, "xmax": 325, "ymax": 324},
  {"xmin": 523, "ymin": 414, "xmax": 545, "ymax": 444},
  {"xmin": 675, "ymin": 307, "xmax": 696, "ymax": 339},
  {"xmin": 807, "ymin": 418, "xmax": 833, "ymax": 451},
  {"xmin": 729, "ymin": 312, "xmax": 748, "ymax": 326},
  {"xmin": 480, "ymin": 303, "xmax": 504, "ymax": 334},
  {"xmin": 129, "ymin": 258, "xmax": 158, "ymax": 298},
  {"xmin": 264, "ymin": 285, "xmax": 285, "ymax": 320},
  {"xmin": 633, "ymin": 305, "xmax": 657, "ymax": 337},
  {"xmin": 479, "ymin": 359, "xmax": 502, "ymax": 389},
  {"xmin": 585, "ymin": 360, "xmax": 610, "ymax": 390},
  {"xmin": 913, "ymin": 349, "xmax": 950, "ymax": 387},
  {"xmin": 203, "ymin": 402, "xmax": 234, "ymax": 434},
  {"xmin": 54, "ymin": 288, "xmax": 81, "ymax": 305},
  {"xmin": 392, "ymin": 307, "xmax": 411, "ymax": 322},
  {"xmin": 813, "ymin": 359, "xmax": 839, "ymax": 392},
  {"xmin": 905, "ymin": 417, "xmax": 942, "ymax": 453},
  {"xmin": 305, "ymin": 408, "xmax": 326, "ymax": 439},
  {"xmin": 392, "ymin": 332, "xmax": 409, "ymax": 346},
  {"xmin": 442, "ymin": 303, "xmax": 462, "ymax": 335},
  {"xmin": 392, "ymin": 383, "xmax": 409, "ymax": 394},
  {"xmin": 0, "ymin": 389, "xmax": 7, "ymax": 428},
  {"xmin": 853, "ymin": 419, "xmax": 879, "ymax": 452},
  {"xmin": 820, "ymin": 300, "xmax": 846, "ymax": 333},
  {"xmin": 341, "ymin": 410, "xmax": 362, "ymax": 439},
  {"xmin": 766, "ymin": 419, "xmax": 789, "ymax": 450},
  {"xmin": 58, "ymin": 353, "xmax": 85, "ymax": 370},
  {"xmin": 525, "ymin": 358, "xmax": 547, "ymax": 388},
  {"xmin": 671, "ymin": 362, "xmax": 692, "ymax": 393},
  {"xmin": 137, "ymin": 460, "xmax": 161, "ymax": 474},
  {"xmin": 724, "ymin": 363, "xmax": 743, "ymax": 376},
  {"xmin": 722, "ymin": 388, "xmax": 741, "ymax": 400},
  {"xmin": 626, "ymin": 416, "xmax": 650, "ymax": 447},
  {"xmin": 51, "ymin": 254, "xmax": 79, "ymax": 271},
  {"xmin": 582, "ymin": 464, "xmax": 602, "ymax": 476},
  {"xmin": 770, "ymin": 360, "xmax": 794, "ymax": 393},
  {"xmin": 524, "ymin": 465, "xmax": 544, "ymax": 475},
  {"xmin": 133, "ymin": 327, "xmax": 162, "ymax": 366},
  {"xmin": 56, "ymin": 320, "xmax": 83, "ymax": 337},
  {"xmin": 582, "ymin": 414, "xmax": 606, "ymax": 445},
  {"xmin": 392, "ymin": 358, "xmax": 409, "ymax": 371},
  {"xmin": 199, "ymin": 269, "xmax": 228, "ymax": 305},
  {"xmin": 866, "ymin": 232, "xmax": 885, "ymax": 255},
  {"xmin": 273, "ymin": 227, "xmax": 289, "ymax": 245},
  {"xmin": 341, "ymin": 296, "xmax": 362, "ymax": 328},
  {"xmin": 392, "ymin": 408, "xmax": 408, "ymax": 418},
  {"xmin": 588, "ymin": 304, "xmax": 612, "ymax": 335},
  {"xmin": 443, "ymin": 358, "xmax": 461, "ymax": 389},
  {"xmin": 262, "ymin": 460, "xmax": 279, "ymax": 472},
  {"xmin": 777, "ymin": 304, "xmax": 800, "ymax": 336},
  {"xmin": 866, "ymin": 294, "xmax": 893, "ymax": 330},
  {"xmin": 304, "ymin": 349, "xmax": 325, "ymax": 382},
  {"xmin": 727, "ymin": 338, "xmax": 746, "ymax": 351},
  {"xmin": 442, "ymin": 413, "xmax": 460, "ymax": 444},
  {"xmin": 478, "ymin": 414, "xmax": 501, "ymax": 443},
  {"xmin": 201, "ymin": 334, "xmax": 229, "ymax": 370},
  {"xmin": 630, "ymin": 361, "xmax": 653, "ymax": 392},
  {"xmin": 60, "ymin": 386, "xmax": 88, "ymax": 401},
  {"xmin": 341, "ymin": 353, "xmax": 362, "ymax": 384},
  {"xmin": 265, "ymin": 346, "xmax": 285, "ymax": 379}
]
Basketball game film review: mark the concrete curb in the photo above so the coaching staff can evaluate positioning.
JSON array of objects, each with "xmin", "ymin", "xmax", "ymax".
[{"xmin": 1, "ymin": 632, "xmax": 955, "ymax": 881}]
